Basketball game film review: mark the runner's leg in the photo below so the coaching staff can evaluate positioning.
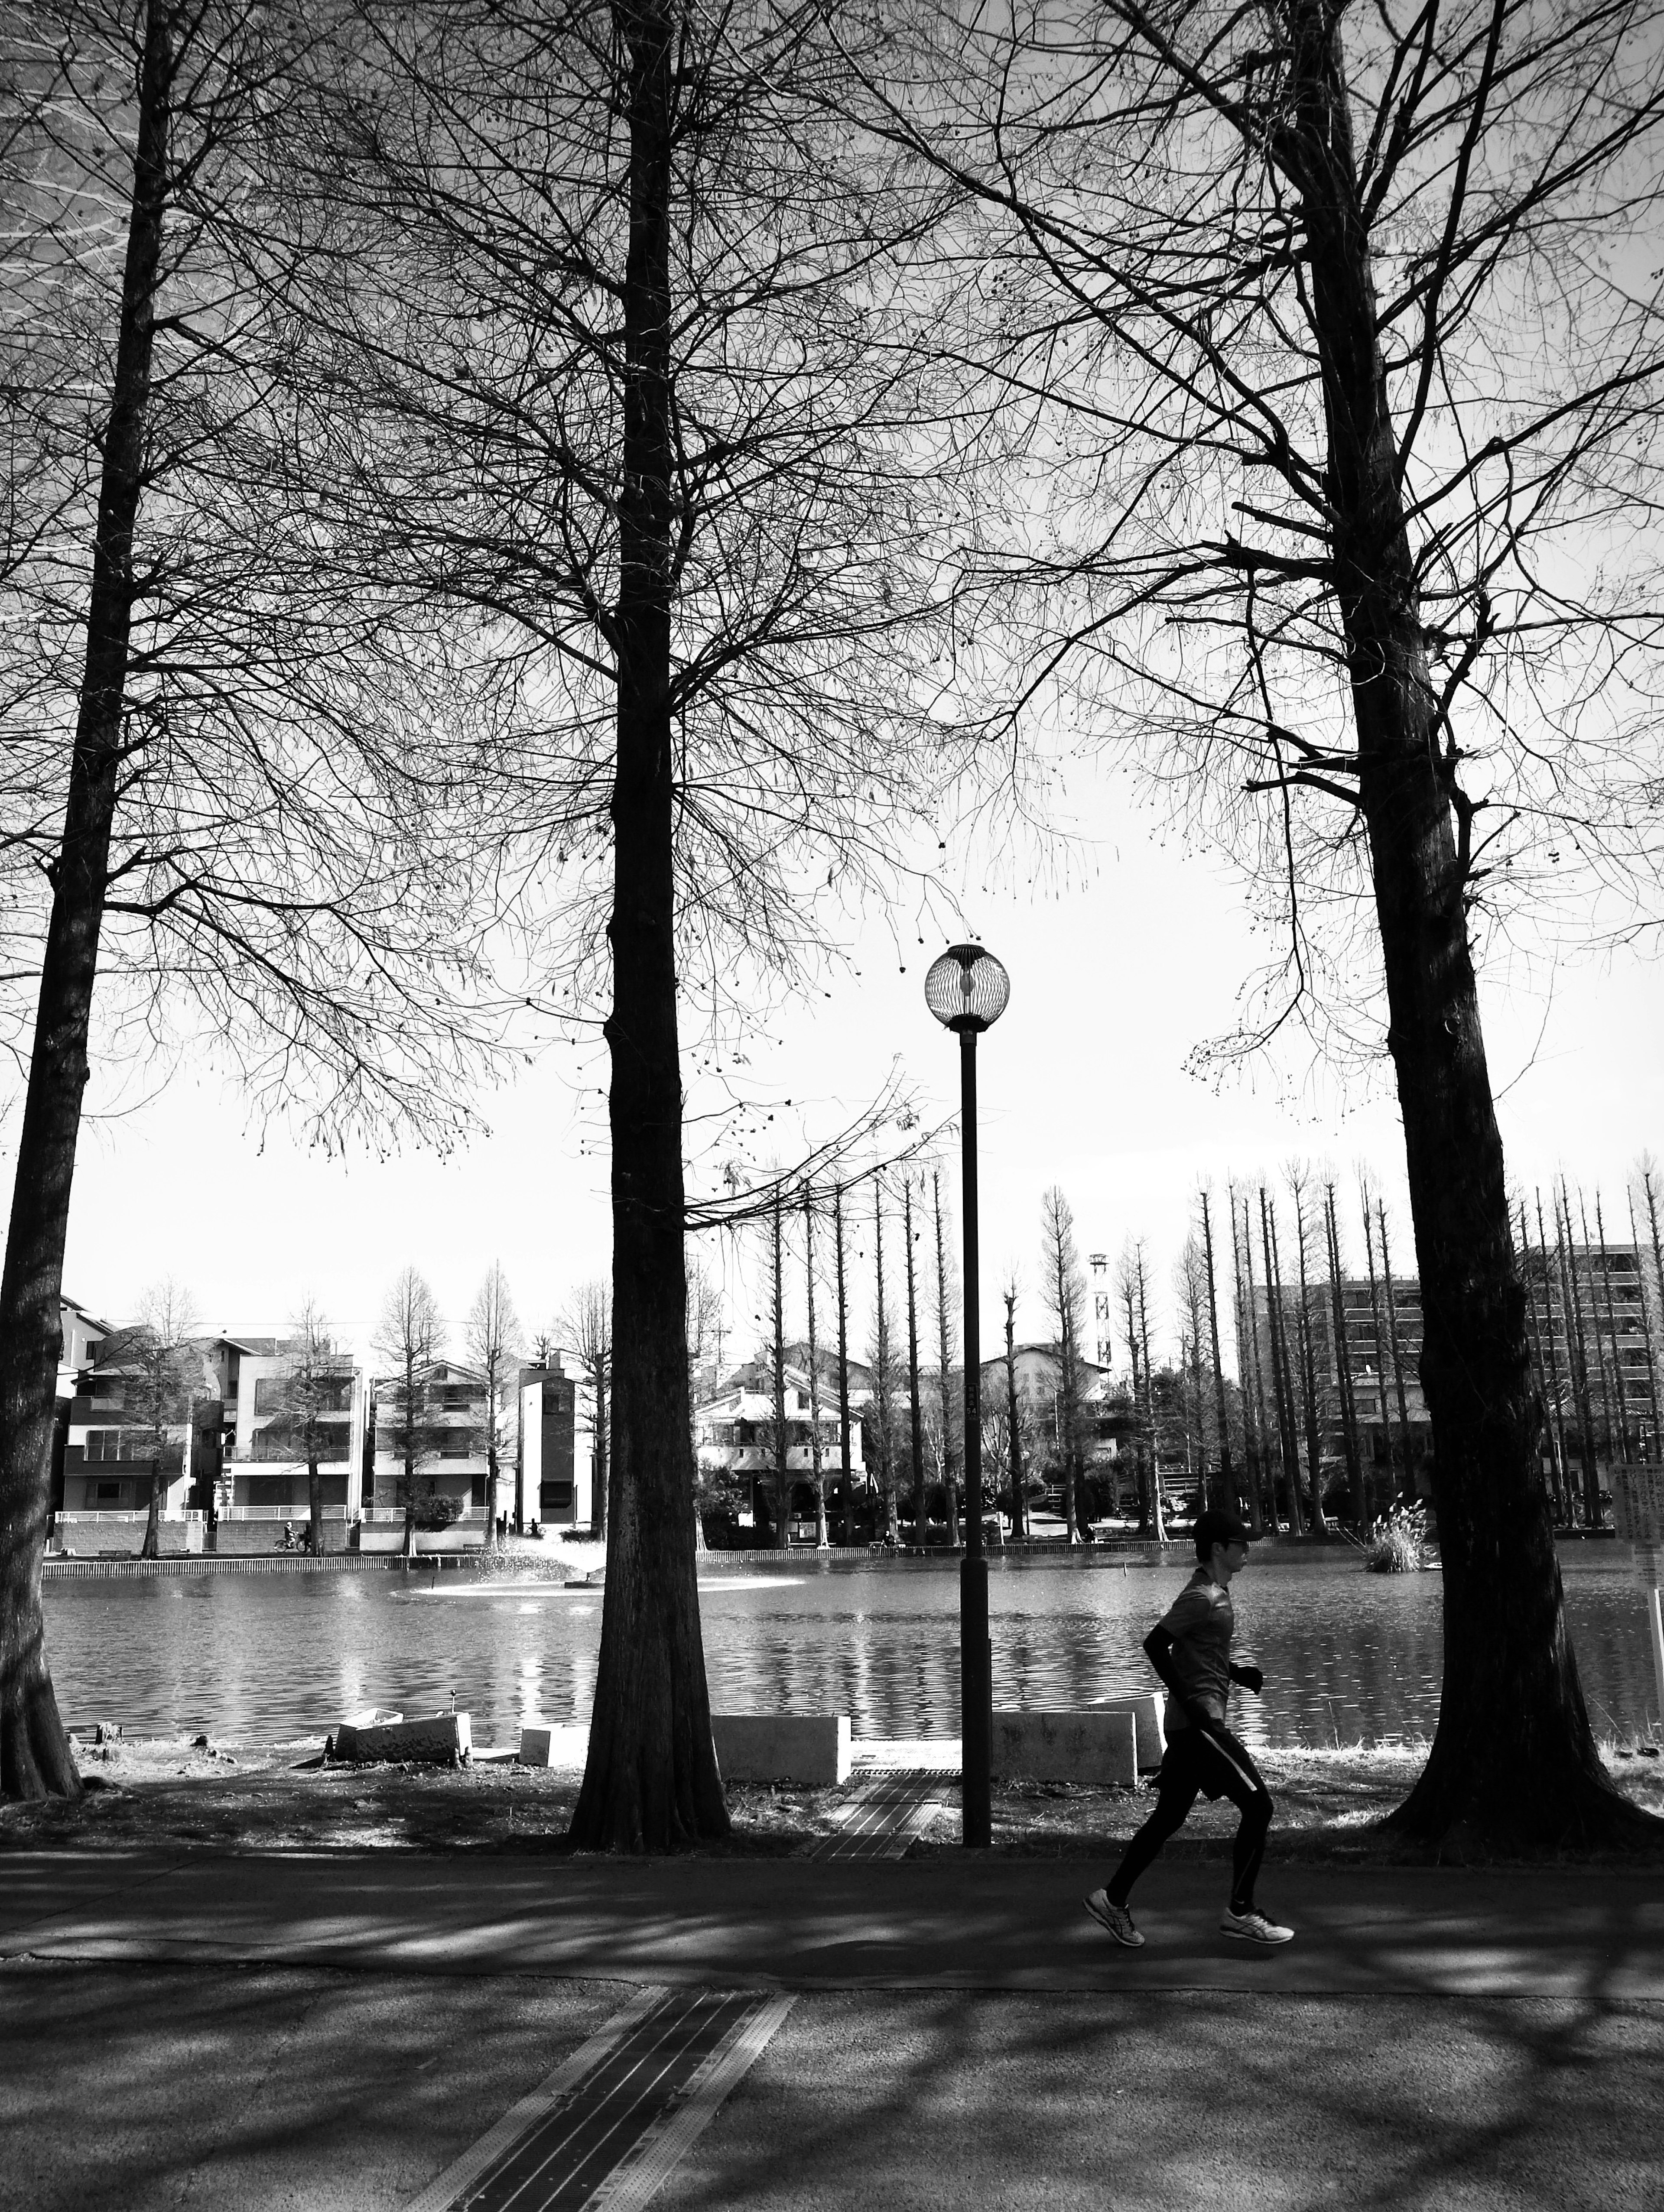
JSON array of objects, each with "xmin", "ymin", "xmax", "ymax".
[
  {"xmin": 1105, "ymin": 1737, "xmax": 1202, "ymax": 1909},
  {"xmin": 1196, "ymin": 1728, "xmax": 1274, "ymax": 1914}
]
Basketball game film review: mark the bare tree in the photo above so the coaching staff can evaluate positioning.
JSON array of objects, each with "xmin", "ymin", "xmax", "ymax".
[
  {"xmin": 373, "ymin": 1268, "xmax": 441, "ymax": 1559},
  {"xmin": 467, "ymin": 1264, "xmax": 522, "ymax": 1551},
  {"xmin": 0, "ymin": 0, "xmax": 514, "ymax": 1801},
  {"xmin": 870, "ymin": 1178, "xmax": 900, "ymax": 1545},
  {"xmin": 1199, "ymin": 1189, "xmax": 1236, "ymax": 1516},
  {"xmin": 846, "ymin": 0, "xmax": 1664, "ymax": 1844},
  {"xmin": 1001, "ymin": 1277, "xmax": 1029, "ymax": 1540},
  {"xmin": 932, "ymin": 1169, "xmax": 959, "ymax": 1545},
  {"xmin": 99, "ymin": 1282, "xmax": 201, "ymax": 1563},
  {"xmin": 1260, "ymin": 1191, "xmax": 1307, "ymax": 1537},
  {"xmin": 1324, "ymin": 1183, "xmax": 1365, "ymax": 1531},
  {"xmin": 1229, "ymin": 1189, "xmax": 1268, "ymax": 1534},
  {"xmin": 903, "ymin": 1176, "xmax": 925, "ymax": 1543},
  {"xmin": 1040, "ymin": 1186, "xmax": 1088, "ymax": 1544},
  {"xmin": 833, "ymin": 1184, "xmax": 856, "ymax": 1545},
  {"xmin": 801, "ymin": 1194, "xmax": 829, "ymax": 1552},
  {"xmin": 267, "ymin": 1299, "xmax": 347, "ymax": 1557},
  {"xmin": 560, "ymin": 1282, "xmax": 613, "ymax": 1545}
]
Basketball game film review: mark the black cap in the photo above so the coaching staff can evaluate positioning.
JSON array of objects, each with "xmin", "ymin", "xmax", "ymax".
[{"xmin": 1194, "ymin": 1508, "xmax": 1254, "ymax": 1558}]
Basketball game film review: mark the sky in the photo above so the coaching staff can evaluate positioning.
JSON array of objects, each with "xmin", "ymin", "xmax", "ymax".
[{"xmin": 39, "ymin": 755, "xmax": 1664, "ymax": 1379}]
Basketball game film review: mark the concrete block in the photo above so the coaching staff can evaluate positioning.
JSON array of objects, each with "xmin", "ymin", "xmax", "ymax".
[
  {"xmin": 332, "ymin": 1711, "xmax": 471, "ymax": 1766},
  {"xmin": 517, "ymin": 1723, "xmax": 590, "ymax": 1768},
  {"xmin": 1094, "ymin": 1692, "xmax": 1166, "ymax": 1771},
  {"xmin": 989, "ymin": 1710, "xmax": 1138, "ymax": 1788},
  {"xmin": 711, "ymin": 1713, "xmax": 852, "ymax": 1786}
]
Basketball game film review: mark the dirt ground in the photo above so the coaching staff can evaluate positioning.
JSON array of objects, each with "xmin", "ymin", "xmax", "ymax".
[{"xmin": 3, "ymin": 1733, "xmax": 1659, "ymax": 1861}]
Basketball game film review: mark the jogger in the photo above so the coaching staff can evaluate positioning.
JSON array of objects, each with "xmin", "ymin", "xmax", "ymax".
[{"xmin": 1085, "ymin": 1508, "xmax": 1294, "ymax": 1948}]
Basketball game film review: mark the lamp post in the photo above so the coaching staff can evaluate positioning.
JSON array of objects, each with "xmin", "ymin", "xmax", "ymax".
[{"xmin": 925, "ymin": 941, "xmax": 1010, "ymax": 1849}]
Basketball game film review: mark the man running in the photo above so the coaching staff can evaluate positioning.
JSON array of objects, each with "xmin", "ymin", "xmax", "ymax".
[{"xmin": 1084, "ymin": 1507, "xmax": 1294, "ymax": 1947}]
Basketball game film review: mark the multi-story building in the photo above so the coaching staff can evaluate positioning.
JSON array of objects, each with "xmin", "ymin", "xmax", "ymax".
[
  {"xmin": 693, "ymin": 1359, "xmax": 864, "ymax": 1482},
  {"xmin": 1520, "ymin": 1239, "xmax": 1661, "ymax": 1466},
  {"xmin": 215, "ymin": 1338, "xmax": 367, "ymax": 1531},
  {"xmin": 516, "ymin": 1360, "xmax": 597, "ymax": 1533},
  {"xmin": 364, "ymin": 1358, "xmax": 515, "ymax": 1537},
  {"xmin": 56, "ymin": 1331, "xmax": 225, "ymax": 1551}
]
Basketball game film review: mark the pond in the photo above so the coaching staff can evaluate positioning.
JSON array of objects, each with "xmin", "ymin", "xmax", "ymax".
[{"xmin": 42, "ymin": 1554, "xmax": 1659, "ymax": 1751}]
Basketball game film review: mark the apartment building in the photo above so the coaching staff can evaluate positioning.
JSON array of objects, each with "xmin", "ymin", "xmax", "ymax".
[
  {"xmin": 693, "ymin": 1359, "xmax": 864, "ymax": 1481},
  {"xmin": 364, "ymin": 1358, "xmax": 513, "ymax": 1532},
  {"xmin": 1520, "ymin": 1239, "xmax": 1661, "ymax": 1462}
]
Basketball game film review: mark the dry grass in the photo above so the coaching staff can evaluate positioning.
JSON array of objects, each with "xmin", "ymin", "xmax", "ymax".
[{"xmin": 1, "ymin": 1732, "xmax": 1658, "ymax": 1861}]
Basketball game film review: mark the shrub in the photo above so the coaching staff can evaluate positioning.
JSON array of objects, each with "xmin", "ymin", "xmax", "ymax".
[
  {"xmin": 413, "ymin": 1490, "xmax": 463, "ymax": 1532},
  {"xmin": 1364, "ymin": 1500, "xmax": 1429, "ymax": 1573}
]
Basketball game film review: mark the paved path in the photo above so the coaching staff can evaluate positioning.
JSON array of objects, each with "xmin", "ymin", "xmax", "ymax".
[{"xmin": 2, "ymin": 1847, "xmax": 1661, "ymax": 2000}]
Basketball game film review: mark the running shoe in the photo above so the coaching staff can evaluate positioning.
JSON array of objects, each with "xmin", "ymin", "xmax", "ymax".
[
  {"xmin": 1083, "ymin": 1889, "xmax": 1144, "ymax": 1947},
  {"xmin": 1220, "ymin": 1906, "xmax": 1294, "ymax": 1945}
]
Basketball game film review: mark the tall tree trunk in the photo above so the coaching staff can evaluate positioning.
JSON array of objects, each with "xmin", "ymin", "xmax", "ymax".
[
  {"xmin": 0, "ymin": 0, "xmax": 174, "ymax": 1800},
  {"xmin": 1376, "ymin": 1202, "xmax": 1415, "ymax": 1487},
  {"xmin": 1004, "ymin": 1288, "xmax": 1024, "ymax": 1541},
  {"xmin": 1324, "ymin": 1185, "xmax": 1364, "ymax": 1532},
  {"xmin": 770, "ymin": 1191, "xmax": 790, "ymax": 1551},
  {"xmin": 1135, "ymin": 1260, "xmax": 1164, "ymax": 1543},
  {"xmin": 1579, "ymin": 1193, "xmax": 1620, "ymax": 1473},
  {"xmin": 1262, "ymin": 1194, "xmax": 1306, "ymax": 1535},
  {"xmin": 569, "ymin": 0, "xmax": 727, "ymax": 1849},
  {"xmin": 1229, "ymin": 1192, "xmax": 1265, "ymax": 1534},
  {"xmin": 1360, "ymin": 1190, "xmax": 1397, "ymax": 1521},
  {"xmin": 1533, "ymin": 1194, "xmax": 1573, "ymax": 1512},
  {"xmin": 1289, "ymin": 1186, "xmax": 1326, "ymax": 1531},
  {"xmin": 1556, "ymin": 1187, "xmax": 1600, "ymax": 1522},
  {"xmin": 804, "ymin": 1191, "xmax": 828, "ymax": 1550},
  {"xmin": 1239, "ymin": 1194, "xmax": 1275, "ymax": 1532},
  {"xmin": 1518, "ymin": 1205, "xmax": 1566, "ymax": 1522},
  {"xmin": 1281, "ymin": 1, "xmax": 1643, "ymax": 1843},
  {"xmin": 1201, "ymin": 1190, "xmax": 1236, "ymax": 1516},
  {"xmin": 933, "ymin": 1170, "xmax": 959, "ymax": 1545},
  {"xmin": 873, "ymin": 1181, "xmax": 897, "ymax": 1542},
  {"xmin": 1594, "ymin": 1195, "xmax": 1634, "ymax": 1466},
  {"xmin": 1641, "ymin": 1168, "xmax": 1664, "ymax": 1459},
  {"xmin": 141, "ymin": 1453, "xmax": 162, "ymax": 1562},
  {"xmin": 904, "ymin": 1177, "xmax": 924, "ymax": 1542},
  {"xmin": 834, "ymin": 1185, "xmax": 855, "ymax": 1543}
]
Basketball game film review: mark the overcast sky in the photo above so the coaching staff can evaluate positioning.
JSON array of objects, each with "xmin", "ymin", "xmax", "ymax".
[{"xmin": 40, "ymin": 748, "xmax": 1661, "ymax": 1381}]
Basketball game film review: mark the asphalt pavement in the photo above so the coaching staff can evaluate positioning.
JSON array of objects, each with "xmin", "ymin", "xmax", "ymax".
[{"xmin": 2, "ymin": 1850, "xmax": 1660, "ymax": 2211}]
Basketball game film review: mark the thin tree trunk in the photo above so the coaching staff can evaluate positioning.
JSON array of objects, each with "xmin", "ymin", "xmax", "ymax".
[
  {"xmin": 1201, "ymin": 1190, "xmax": 1236, "ymax": 1518},
  {"xmin": 1534, "ymin": 1193, "xmax": 1573, "ymax": 1510},
  {"xmin": 1229, "ymin": 1192, "xmax": 1265, "ymax": 1535},
  {"xmin": 1004, "ymin": 1288, "xmax": 1025, "ymax": 1541},
  {"xmin": 1377, "ymin": 1203, "xmax": 1415, "ymax": 1492},
  {"xmin": 1289, "ymin": 1186, "xmax": 1326, "ymax": 1532},
  {"xmin": 1325, "ymin": 1185, "xmax": 1364, "ymax": 1533},
  {"xmin": 1239, "ymin": 1194, "xmax": 1275, "ymax": 1532},
  {"xmin": 1280, "ymin": 3, "xmax": 1637, "ymax": 1842},
  {"xmin": 1579, "ymin": 1192, "xmax": 1620, "ymax": 1472},
  {"xmin": 934, "ymin": 1171, "xmax": 959, "ymax": 1546},
  {"xmin": 1361, "ymin": 1189, "xmax": 1397, "ymax": 1519},
  {"xmin": 904, "ymin": 1177, "xmax": 925, "ymax": 1543},
  {"xmin": 804, "ymin": 1190, "xmax": 827, "ymax": 1550},
  {"xmin": 1518, "ymin": 1204, "xmax": 1566, "ymax": 1521},
  {"xmin": 770, "ymin": 1190, "xmax": 789, "ymax": 1551},
  {"xmin": 874, "ymin": 1181, "xmax": 897, "ymax": 1542},
  {"xmin": 835, "ymin": 1185, "xmax": 854, "ymax": 1544},
  {"xmin": 569, "ymin": 0, "xmax": 727, "ymax": 1849},
  {"xmin": 1641, "ymin": 1168, "xmax": 1664, "ymax": 1459},
  {"xmin": 0, "ymin": 0, "xmax": 173, "ymax": 1799},
  {"xmin": 1558, "ymin": 1185, "xmax": 1601, "ymax": 1522},
  {"xmin": 1135, "ymin": 1258, "xmax": 1164, "ymax": 1543},
  {"xmin": 1594, "ymin": 1195, "xmax": 1634, "ymax": 1466},
  {"xmin": 1263, "ymin": 1194, "xmax": 1307, "ymax": 1536}
]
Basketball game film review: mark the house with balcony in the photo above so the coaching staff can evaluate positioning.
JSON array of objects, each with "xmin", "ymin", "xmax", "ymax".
[
  {"xmin": 364, "ymin": 1359, "xmax": 514, "ymax": 1543},
  {"xmin": 212, "ymin": 1338, "xmax": 367, "ymax": 1537},
  {"xmin": 55, "ymin": 1332, "xmax": 226, "ymax": 1554}
]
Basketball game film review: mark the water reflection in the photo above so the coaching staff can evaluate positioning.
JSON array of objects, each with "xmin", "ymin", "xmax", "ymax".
[{"xmin": 41, "ymin": 1558, "xmax": 1655, "ymax": 1747}]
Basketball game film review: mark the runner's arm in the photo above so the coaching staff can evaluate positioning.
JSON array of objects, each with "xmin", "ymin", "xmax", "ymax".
[
  {"xmin": 1142, "ymin": 1624, "xmax": 1220, "ymax": 1733},
  {"xmin": 1229, "ymin": 1663, "xmax": 1264, "ymax": 1694}
]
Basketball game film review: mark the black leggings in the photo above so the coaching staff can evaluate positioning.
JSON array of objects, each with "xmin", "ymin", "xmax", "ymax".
[{"xmin": 1106, "ymin": 1724, "xmax": 1272, "ymax": 1914}]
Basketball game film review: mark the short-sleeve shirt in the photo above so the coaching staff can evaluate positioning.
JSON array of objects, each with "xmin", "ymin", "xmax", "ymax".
[{"xmin": 1157, "ymin": 1569, "xmax": 1234, "ymax": 1732}]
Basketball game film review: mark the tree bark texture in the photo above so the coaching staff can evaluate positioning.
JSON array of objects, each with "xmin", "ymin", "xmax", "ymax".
[
  {"xmin": 568, "ymin": 0, "xmax": 727, "ymax": 1850},
  {"xmin": 1280, "ymin": 0, "xmax": 1649, "ymax": 1845},
  {"xmin": 0, "ymin": 0, "xmax": 173, "ymax": 1801}
]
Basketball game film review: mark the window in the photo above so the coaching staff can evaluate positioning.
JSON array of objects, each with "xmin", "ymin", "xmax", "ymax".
[
  {"xmin": 93, "ymin": 1480, "xmax": 125, "ymax": 1502},
  {"xmin": 541, "ymin": 1480, "xmax": 574, "ymax": 1509}
]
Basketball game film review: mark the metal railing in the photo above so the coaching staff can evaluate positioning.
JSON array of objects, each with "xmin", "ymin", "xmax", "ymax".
[
  {"xmin": 53, "ymin": 1509, "xmax": 204, "ymax": 1526},
  {"xmin": 218, "ymin": 1503, "xmax": 354, "ymax": 1521}
]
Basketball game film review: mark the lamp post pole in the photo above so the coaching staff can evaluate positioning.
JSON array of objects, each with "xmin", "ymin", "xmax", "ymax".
[
  {"xmin": 958, "ymin": 1024, "xmax": 991, "ymax": 1848},
  {"xmin": 925, "ymin": 941, "xmax": 1008, "ymax": 1853}
]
